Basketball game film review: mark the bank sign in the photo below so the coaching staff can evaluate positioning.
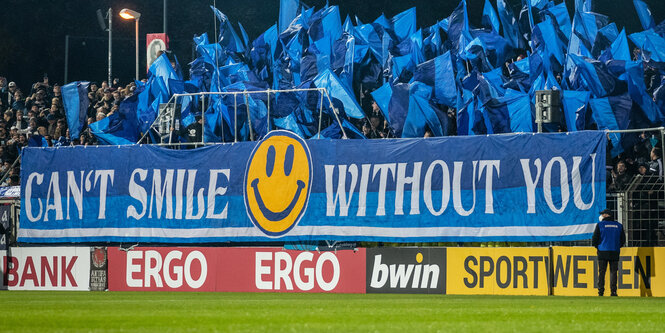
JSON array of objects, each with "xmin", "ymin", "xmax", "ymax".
[{"xmin": 19, "ymin": 130, "xmax": 605, "ymax": 243}]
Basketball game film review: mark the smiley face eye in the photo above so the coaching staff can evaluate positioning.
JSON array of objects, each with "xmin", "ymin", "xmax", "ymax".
[
  {"xmin": 266, "ymin": 145, "xmax": 276, "ymax": 177},
  {"xmin": 284, "ymin": 144, "xmax": 294, "ymax": 176}
]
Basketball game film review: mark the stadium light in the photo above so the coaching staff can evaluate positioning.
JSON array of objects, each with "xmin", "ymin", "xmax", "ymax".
[
  {"xmin": 119, "ymin": 8, "xmax": 141, "ymax": 80},
  {"xmin": 119, "ymin": 8, "xmax": 140, "ymax": 20}
]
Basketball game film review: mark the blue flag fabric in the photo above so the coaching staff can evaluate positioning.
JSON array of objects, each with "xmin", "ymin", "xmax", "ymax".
[
  {"xmin": 481, "ymin": 89, "xmax": 532, "ymax": 133},
  {"xmin": 89, "ymin": 93, "xmax": 141, "ymax": 145},
  {"xmin": 575, "ymin": 0, "xmax": 593, "ymax": 13},
  {"xmin": 600, "ymin": 29, "xmax": 631, "ymax": 62},
  {"xmin": 448, "ymin": 0, "xmax": 470, "ymax": 53},
  {"xmin": 313, "ymin": 69, "xmax": 364, "ymax": 119},
  {"xmin": 371, "ymin": 83, "xmax": 410, "ymax": 137},
  {"xmin": 412, "ymin": 51, "xmax": 457, "ymax": 107},
  {"xmin": 625, "ymin": 61, "xmax": 665, "ymax": 124},
  {"xmin": 27, "ymin": 135, "xmax": 49, "ymax": 148},
  {"xmin": 279, "ymin": 0, "xmax": 299, "ymax": 33},
  {"xmin": 497, "ymin": 0, "xmax": 521, "ymax": 49},
  {"xmin": 211, "ymin": 6, "xmax": 245, "ymax": 53},
  {"xmin": 590, "ymin": 93, "xmax": 632, "ymax": 157},
  {"xmin": 629, "ymin": 29, "xmax": 665, "ymax": 63},
  {"xmin": 633, "ymin": 0, "xmax": 656, "ymax": 31},
  {"xmin": 482, "ymin": 0, "xmax": 500, "ymax": 33},
  {"xmin": 61, "ymin": 81, "xmax": 90, "ymax": 140},
  {"xmin": 563, "ymin": 90, "xmax": 591, "ymax": 132},
  {"xmin": 402, "ymin": 83, "xmax": 446, "ymax": 138},
  {"xmin": 569, "ymin": 54, "xmax": 615, "ymax": 97},
  {"xmin": 392, "ymin": 8, "xmax": 417, "ymax": 42},
  {"xmin": 148, "ymin": 54, "xmax": 181, "ymax": 95},
  {"xmin": 544, "ymin": 2, "xmax": 572, "ymax": 38}
]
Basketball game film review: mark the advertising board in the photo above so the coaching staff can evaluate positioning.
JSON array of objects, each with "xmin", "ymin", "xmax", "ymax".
[
  {"xmin": 108, "ymin": 247, "xmax": 365, "ymax": 293},
  {"xmin": 0, "ymin": 247, "xmax": 90, "ymax": 290},
  {"xmin": 446, "ymin": 247, "xmax": 550, "ymax": 295},
  {"xmin": 366, "ymin": 248, "xmax": 445, "ymax": 294},
  {"xmin": 551, "ymin": 247, "xmax": 663, "ymax": 297}
]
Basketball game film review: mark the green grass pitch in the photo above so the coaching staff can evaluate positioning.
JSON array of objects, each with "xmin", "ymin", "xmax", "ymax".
[{"xmin": 1, "ymin": 292, "xmax": 664, "ymax": 332}]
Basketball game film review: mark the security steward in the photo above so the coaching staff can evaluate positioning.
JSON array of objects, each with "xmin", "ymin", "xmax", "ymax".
[{"xmin": 591, "ymin": 209, "xmax": 625, "ymax": 296}]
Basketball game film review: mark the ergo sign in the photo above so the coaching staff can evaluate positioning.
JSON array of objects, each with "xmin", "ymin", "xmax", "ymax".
[
  {"xmin": 255, "ymin": 251, "xmax": 340, "ymax": 291},
  {"xmin": 126, "ymin": 250, "xmax": 207, "ymax": 289},
  {"xmin": 109, "ymin": 248, "xmax": 211, "ymax": 291}
]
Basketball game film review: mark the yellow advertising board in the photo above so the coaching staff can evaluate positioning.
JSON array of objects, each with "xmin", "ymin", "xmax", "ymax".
[
  {"xmin": 446, "ymin": 247, "xmax": 549, "ymax": 295},
  {"xmin": 551, "ymin": 247, "xmax": 663, "ymax": 297}
]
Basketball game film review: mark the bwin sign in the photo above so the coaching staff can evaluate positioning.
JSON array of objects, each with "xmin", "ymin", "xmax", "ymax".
[{"xmin": 366, "ymin": 248, "xmax": 446, "ymax": 294}]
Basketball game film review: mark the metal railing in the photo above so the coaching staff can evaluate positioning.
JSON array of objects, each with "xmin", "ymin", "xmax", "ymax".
[{"xmin": 138, "ymin": 87, "xmax": 349, "ymax": 146}]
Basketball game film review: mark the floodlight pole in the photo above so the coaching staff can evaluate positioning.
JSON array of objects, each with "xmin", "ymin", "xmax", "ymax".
[
  {"xmin": 134, "ymin": 17, "xmax": 140, "ymax": 81},
  {"xmin": 64, "ymin": 35, "xmax": 69, "ymax": 83}
]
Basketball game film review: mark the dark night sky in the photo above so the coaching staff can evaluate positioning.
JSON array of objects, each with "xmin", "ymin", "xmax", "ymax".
[{"xmin": 0, "ymin": 0, "xmax": 663, "ymax": 92}]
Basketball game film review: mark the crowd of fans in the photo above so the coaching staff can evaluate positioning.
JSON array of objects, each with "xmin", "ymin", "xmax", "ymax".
[{"xmin": 0, "ymin": 76, "xmax": 139, "ymax": 186}]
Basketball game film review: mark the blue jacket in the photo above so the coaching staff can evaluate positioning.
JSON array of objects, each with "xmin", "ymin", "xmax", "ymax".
[{"xmin": 592, "ymin": 219, "xmax": 625, "ymax": 259}]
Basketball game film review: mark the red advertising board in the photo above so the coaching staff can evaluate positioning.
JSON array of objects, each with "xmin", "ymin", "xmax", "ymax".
[
  {"xmin": 108, "ymin": 247, "xmax": 215, "ymax": 292},
  {"xmin": 108, "ymin": 247, "xmax": 365, "ymax": 293}
]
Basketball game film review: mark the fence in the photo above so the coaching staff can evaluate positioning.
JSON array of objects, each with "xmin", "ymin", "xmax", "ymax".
[{"xmin": 140, "ymin": 88, "xmax": 348, "ymax": 146}]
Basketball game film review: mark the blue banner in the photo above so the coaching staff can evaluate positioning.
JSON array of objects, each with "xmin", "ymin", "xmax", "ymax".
[{"xmin": 19, "ymin": 131, "xmax": 606, "ymax": 243}]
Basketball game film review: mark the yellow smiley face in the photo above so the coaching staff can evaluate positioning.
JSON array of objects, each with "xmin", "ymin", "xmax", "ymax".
[{"xmin": 244, "ymin": 131, "xmax": 312, "ymax": 236}]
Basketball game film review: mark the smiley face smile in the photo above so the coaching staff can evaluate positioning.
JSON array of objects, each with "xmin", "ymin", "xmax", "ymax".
[{"xmin": 250, "ymin": 178, "xmax": 306, "ymax": 221}]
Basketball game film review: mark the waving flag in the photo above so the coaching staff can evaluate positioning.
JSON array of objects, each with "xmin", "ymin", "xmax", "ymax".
[
  {"xmin": 62, "ymin": 81, "xmax": 90, "ymax": 140},
  {"xmin": 482, "ymin": 0, "xmax": 500, "ymax": 33},
  {"xmin": 279, "ymin": 0, "xmax": 299, "ymax": 33},
  {"xmin": 211, "ymin": 6, "xmax": 245, "ymax": 53},
  {"xmin": 629, "ymin": 29, "xmax": 665, "ymax": 62},
  {"xmin": 590, "ymin": 93, "xmax": 632, "ymax": 157},
  {"xmin": 314, "ymin": 69, "xmax": 364, "ymax": 119},
  {"xmin": 569, "ymin": 54, "xmax": 616, "ymax": 97},
  {"xmin": 633, "ymin": 0, "xmax": 656, "ymax": 30},
  {"xmin": 412, "ymin": 51, "xmax": 457, "ymax": 107},
  {"xmin": 392, "ymin": 7, "xmax": 417, "ymax": 42},
  {"xmin": 371, "ymin": 82, "xmax": 409, "ymax": 137},
  {"xmin": 562, "ymin": 90, "xmax": 591, "ymax": 132},
  {"xmin": 402, "ymin": 82, "xmax": 447, "ymax": 138},
  {"xmin": 497, "ymin": 0, "xmax": 521, "ymax": 49}
]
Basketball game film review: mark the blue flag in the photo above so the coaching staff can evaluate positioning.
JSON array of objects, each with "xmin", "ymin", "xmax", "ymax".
[
  {"xmin": 544, "ymin": 2, "xmax": 572, "ymax": 38},
  {"xmin": 89, "ymin": 93, "xmax": 141, "ymax": 145},
  {"xmin": 371, "ymin": 82, "xmax": 409, "ymax": 137},
  {"xmin": 211, "ymin": 6, "xmax": 245, "ymax": 53},
  {"xmin": 411, "ymin": 51, "xmax": 457, "ymax": 107},
  {"xmin": 448, "ymin": 0, "xmax": 470, "ymax": 53},
  {"xmin": 313, "ymin": 69, "xmax": 364, "ymax": 119},
  {"xmin": 148, "ymin": 54, "xmax": 181, "ymax": 95},
  {"xmin": 629, "ymin": 29, "xmax": 665, "ymax": 63},
  {"xmin": 569, "ymin": 54, "xmax": 616, "ymax": 97},
  {"xmin": 600, "ymin": 29, "xmax": 631, "ymax": 62},
  {"xmin": 590, "ymin": 93, "xmax": 632, "ymax": 157},
  {"xmin": 27, "ymin": 135, "xmax": 49, "ymax": 147},
  {"xmin": 625, "ymin": 61, "xmax": 665, "ymax": 124},
  {"xmin": 279, "ymin": 0, "xmax": 299, "ymax": 33},
  {"xmin": 497, "ymin": 0, "xmax": 521, "ymax": 48},
  {"xmin": 482, "ymin": 0, "xmax": 500, "ymax": 33},
  {"xmin": 61, "ymin": 81, "xmax": 90, "ymax": 140},
  {"xmin": 482, "ymin": 89, "xmax": 532, "ymax": 133},
  {"xmin": 402, "ymin": 83, "xmax": 446, "ymax": 138},
  {"xmin": 575, "ymin": 0, "xmax": 593, "ymax": 12},
  {"xmin": 562, "ymin": 90, "xmax": 590, "ymax": 132},
  {"xmin": 633, "ymin": 0, "xmax": 655, "ymax": 31},
  {"xmin": 392, "ymin": 7, "xmax": 417, "ymax": 42}
]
